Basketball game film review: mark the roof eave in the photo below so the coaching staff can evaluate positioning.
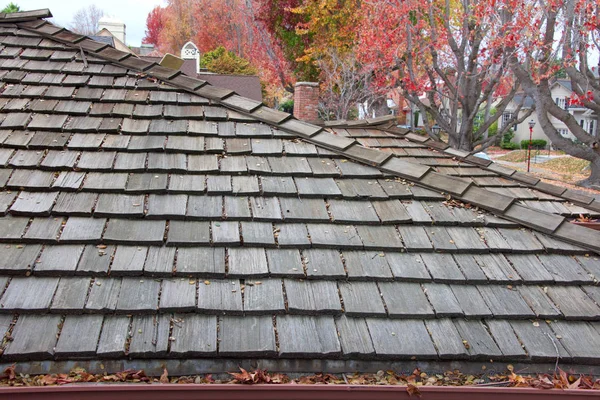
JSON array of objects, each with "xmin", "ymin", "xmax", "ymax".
[{"xmin": 2, "ymin": 384, "xmax": 600, "ymax": 399}]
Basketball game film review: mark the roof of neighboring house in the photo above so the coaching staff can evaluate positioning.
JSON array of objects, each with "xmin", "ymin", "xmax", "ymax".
[
  {"xmin": 555, "ymin": 79, "xmax": 573, "ymax": 92},
  {"xmin": 511, "ymin": 93, "xmax": 535, "ymax": 109},
  {"xmin": 94, "ymin": 28, "xmax": 135, "ymax": 55},
  {"xmin": 0, "ymin": 10, "xmax": 600, "ymax": 377},
  {"xmin": 197, "ymin": 72, "xmax": 262, "ymax": 102},
  {"xmin": 88, "ymin": 34, "xmax": 114, "ymax": 47},
  {"xmin": 142, "ymin": 56, "xmax": 263, "ymax": 102}
]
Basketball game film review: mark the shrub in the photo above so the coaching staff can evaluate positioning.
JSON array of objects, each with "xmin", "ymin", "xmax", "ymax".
[
  {"xmin": 200, "ymin": 46, "xmax": 257, "ymax": 75},
  {"xmin": 278, "ymin": 99, "xmax": 293, "ymax": 113},
  {"xmin": 501, "ymin": 141, "xmax": 520, "ymax": 150},
  {"xmin": 499, "ymin": 130, "xmax": 518, "ymax": 149},
  {"xmin": 520, "ymin": 139, "xmax": 547, "ymax": 149}
]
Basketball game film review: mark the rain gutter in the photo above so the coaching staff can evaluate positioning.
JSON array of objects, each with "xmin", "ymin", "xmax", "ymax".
[{"xmin": 1, "ymin": 384, "xmax": 600, "ymax": 399}]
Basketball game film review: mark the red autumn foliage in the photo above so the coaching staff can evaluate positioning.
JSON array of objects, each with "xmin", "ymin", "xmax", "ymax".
[{"xmin": 142, "ymin": 6, "xmax": 164, "ymax": 46}]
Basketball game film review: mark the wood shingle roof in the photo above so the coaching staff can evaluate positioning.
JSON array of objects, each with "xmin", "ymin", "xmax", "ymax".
[{"xmin": 0, "ymin": 10, "xmax": 599, "ymax": 375}]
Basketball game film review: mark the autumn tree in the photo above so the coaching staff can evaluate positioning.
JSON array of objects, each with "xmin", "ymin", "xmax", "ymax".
[
  {"xmin": 507, "ymin": 0, "xmax": 600, "ymax": 187},
  {"xmin": 317, "ymin": 49, "xmax": 386, "ymax": 120},
  {"xmin": 142, "ymin": 6, "xmax": 164, "ymax": 46},
  {"xmin": 156, "ymin": 0, "xmax": 196, "ymax": 54},
  {"xmin": 256, "ymin": 0, "xmax": 317, "ymax": 82},
  {"xmin": 359, "ymin": 0, "xmax": 532, "ymax": 150},
  {"xmin": 291, "ymin": 0, "xmax": 361, "ymax": 63},
  {"xmin": 70, "ymin": 5, "xmax": 104, "ymax": 36},
  {"xmin": 146, "ymin": 0, "xmax": 293, "ymax": 97}
]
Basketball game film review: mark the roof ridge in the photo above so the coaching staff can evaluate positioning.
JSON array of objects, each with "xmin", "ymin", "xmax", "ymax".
[
  {"xmin": 10, "ymin": 17, "xmax": 600, "ymax": 254},
  {"xmin": 333, "ymin": 122, "xmax": 600, "ymax": 213},
  {"xmin": 0, "ymin": 9, "xmax": 51, "ymax": 22}
]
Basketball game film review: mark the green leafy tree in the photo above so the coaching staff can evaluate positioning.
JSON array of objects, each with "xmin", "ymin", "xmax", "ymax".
[
  {"xmin": 1, "ymin": 2, "xmax": 20, "ymax": 13},
  {"xmin": 200, "ymin": 46, "xmax": 257, "ymax": 75}
]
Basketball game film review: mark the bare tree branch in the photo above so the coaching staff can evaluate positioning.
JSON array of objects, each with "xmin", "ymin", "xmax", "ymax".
[{"xmin": 70, "ymin": 5, "xmax": 105, "ymax": 36}]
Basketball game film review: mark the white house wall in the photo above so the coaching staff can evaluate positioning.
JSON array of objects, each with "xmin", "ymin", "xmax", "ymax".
[{"xmin": 505, "ymin": 83, "xmax": 597, "ymax": 147}]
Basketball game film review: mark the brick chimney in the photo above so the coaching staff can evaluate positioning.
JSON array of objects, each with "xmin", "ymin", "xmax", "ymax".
[{"xmin": 293, "ymin": 82, "xmax": 319, "ymax": 122}]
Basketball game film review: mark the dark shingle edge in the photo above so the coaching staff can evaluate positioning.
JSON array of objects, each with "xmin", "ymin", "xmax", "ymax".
[
  {"xmin": 1, "ymin": 359, "xmax": 599, "ymax": 376},
  {"xmin": 10, "ymin": 17, "xmax": 600, "ymax": 254}
]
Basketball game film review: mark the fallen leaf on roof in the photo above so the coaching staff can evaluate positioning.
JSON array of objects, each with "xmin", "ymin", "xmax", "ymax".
[{"xmin": 159, "ymin": 368, "xmax": 169, "ymax": 384}]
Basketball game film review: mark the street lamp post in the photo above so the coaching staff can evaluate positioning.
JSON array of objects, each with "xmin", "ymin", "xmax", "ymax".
[{"xmin": 527, "ymin": 119, "xmax": 536, "ymax": 172}]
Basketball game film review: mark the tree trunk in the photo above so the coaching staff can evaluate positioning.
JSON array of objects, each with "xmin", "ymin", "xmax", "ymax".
[
  {"xmin": 580, "ymin": 157, "xmax": 600, "ymax": 189},
  {"xmin": 483, "ymin": 92, "xmax": 493, "ymax": 142},
  {"xmin": 370, "ymin": 97, "xmax": 389, "ymax": 117}
]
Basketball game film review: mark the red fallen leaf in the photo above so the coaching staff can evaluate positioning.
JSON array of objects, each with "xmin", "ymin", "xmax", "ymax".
[
  {"xmin": 406, "ymin": 383, "xmax": 422, "ymax": 397},
  {"xmin": 159, "ymin": 368, "xmax": 169, "ymax": 384},
  {"xmin": 3, "ymin": 365, "xmax": 16, "ymax": 380},
  {"xmin": 131, "ymin": 370, "xmax": 150, "ymax": 382},
  {"xmin": 229, "ymin": 367, "xmax": 253, "ymax": 383}
]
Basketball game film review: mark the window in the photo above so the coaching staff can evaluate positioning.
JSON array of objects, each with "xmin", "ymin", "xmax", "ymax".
[
  {"xmin": 502, "ymin": 112, "xmax": 513, "ymax": 128},
  {"xmin": 558, "ymin": 128, "xmax": 569, "ymax": 137},
  {"xmin": 590, "ymin": 120, "xmax": 595, "ymax": 136},
  {"xmin": 555, "ymin": 97, "xmax": 566, "ymax": 109}
]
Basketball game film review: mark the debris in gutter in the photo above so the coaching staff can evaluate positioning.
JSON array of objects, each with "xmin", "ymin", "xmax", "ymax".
[{"xmin": 0, "ymin": 366, "xmax": 599, "ymax": 390}]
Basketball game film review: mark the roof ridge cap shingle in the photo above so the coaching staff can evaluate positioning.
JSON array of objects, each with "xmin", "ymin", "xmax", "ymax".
[
  {"xmin": 0, "ymin": 9, "xmax": 51, "ymax": 22},
  {"xmin": 11, "ymin": 17, "xmax": 600, "ymax": 254}
]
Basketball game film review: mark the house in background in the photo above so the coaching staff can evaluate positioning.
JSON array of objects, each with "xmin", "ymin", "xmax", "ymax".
[
  {"xmin": 140, "ymin": 41, "xmax": 263, "ymax": 102},
  {"xmin": 92, "ymin": 28, "xmax": 135, "ymax": 55},
  {"xmin": 96, "ymin": 20, "xmax": 264, "ymax": 102},
  {"xmin": 91, "ymin": 16, "xmax": 135, "ymax": 55},
  {"xmin": 502, "ymin": 79, "xmax": 598, "ymax": 145}
]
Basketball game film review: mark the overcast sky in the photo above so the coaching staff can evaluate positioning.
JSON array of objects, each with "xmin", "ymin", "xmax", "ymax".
[{"xmin": 11, "ymin": 0, "xmax": 167, "ymax": 46}]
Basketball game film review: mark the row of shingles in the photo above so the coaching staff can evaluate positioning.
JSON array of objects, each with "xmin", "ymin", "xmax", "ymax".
[
  {"xmin": 336, "ymin": 124, "xmax": 600, "ymax": 218},
  {"xmin": 1, "ymin": 149, "xmax": 489, "ymax": 224},
  {"xmin": 0, "ymin": 101, "xmax": 219, "ymax": 135},
  {"xmin": 339, "ymin": 126, "xmax": 599, "ymax": 217},
  {"xmin": 0, "ymin": 197, "xmax": 560, "ymax": 253},
  {"xmin": 368, "ymin": 140, "xmax": 595, "ymax": 217},
  {"xmin": 3, "ymin": 310, "xmax": 600, "ymax": 363},
  {"xmin": 381, "ymin": 125, "xmax": 600, "ymax": 215},
  {"xmin": 2, "ymin": 270, "xmax": 600, "ymax": 320},
  {"xmin": 15, "ymin": 19, "xmax": 600, "ymax": 253},
  {"xmin": 348, "ymin": 128, "xmax": 491, "ymax": 175},
  {"xmin": 0, "ymin": 168, "xmax": 445, "ymax": 204},
  {"xmin": 0, "ymin": 221, "xmax": 595, "ymax": 282},
  {"xmin": 0, "ymin": 214, "xmax": 598, "ymax": 320},
  {"xmin": 0, "ymin": 139, "xmax": 445, "ymax": 202}
]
